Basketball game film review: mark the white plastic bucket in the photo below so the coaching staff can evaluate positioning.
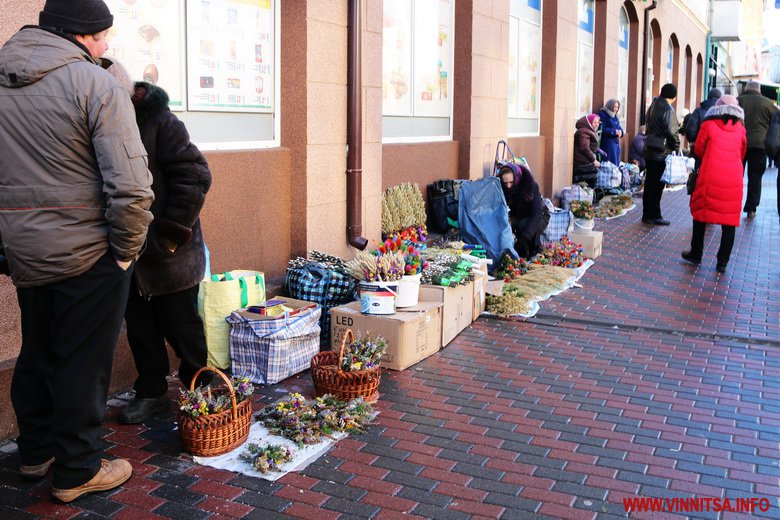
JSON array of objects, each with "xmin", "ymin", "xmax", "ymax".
[
  {"xmin": 396, "ymin": 273, "xmax": 422, "ymax": 308},
  {"xmin": 358, "ymin": 281, "xmax": 398, "ymax": 315},
  {"xmin": 573, "ymin": 218, "xmax": 595, "ymax": 233}
]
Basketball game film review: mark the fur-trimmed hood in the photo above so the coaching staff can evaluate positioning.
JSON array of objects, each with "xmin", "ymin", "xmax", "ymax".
[
  {"xmin": 704, "ymin": 103, "xmax": 744, "ymax": 121},
  {"xmin": 131, "ymin": 81, "xmax": 170, "ymax": 126}
]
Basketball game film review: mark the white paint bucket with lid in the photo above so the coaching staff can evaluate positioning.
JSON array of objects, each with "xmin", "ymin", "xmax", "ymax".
[{"xmin": 358, "ymin": 281, "xmax": 398, "ymax": 315}]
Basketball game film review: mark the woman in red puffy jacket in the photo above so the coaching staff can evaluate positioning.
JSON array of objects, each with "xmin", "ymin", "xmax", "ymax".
[{"xmin": 681, "ymin": 95, "xmax": 746, "ymax": 273}]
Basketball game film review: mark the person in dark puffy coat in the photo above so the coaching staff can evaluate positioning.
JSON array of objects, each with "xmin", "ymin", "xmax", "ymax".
[
  {"xmin": 499, "ymin": 163, "xmax": 549, "ymax": 259},
  {"xmin": 107, "ymin": 64, "xmax": 213, "ymax": 424},
  {"xmin": 685, "ymin": 88, "xmax": 721, "ymax": 169},
  {"xmin": 642, "ymin": 83, "xmax": 680, "ymax": 225},
  {"xmin": 682, "ymin": 95, "xmax": 746, "ymax": 274},
  {"xmin": 629, "ymin": 125, "xmax": 646, "ymax": 170},
  {"xmin": 572, "ymin": 113, "xmax": 605, "ymax": 188},
  {"xmin": 598, "ymin": 99, "xmax": 623, "ymax": 166}
]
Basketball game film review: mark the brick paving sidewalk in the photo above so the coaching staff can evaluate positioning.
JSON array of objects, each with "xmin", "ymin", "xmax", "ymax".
[{"xmin": 1, "ymin": 172, "xmax": 780, "ymax": 519}]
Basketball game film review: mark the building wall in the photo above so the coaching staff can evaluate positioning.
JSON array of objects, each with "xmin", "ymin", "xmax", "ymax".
[{"xmin": 0, "ymin": 0, "xmax": 713, "ymax": 440}]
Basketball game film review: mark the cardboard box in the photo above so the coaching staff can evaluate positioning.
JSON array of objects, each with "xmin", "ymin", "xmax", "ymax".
[
  {"xmin": 569, "ymin": 230, "xmax": 603, "ymax": 259},
  {"xmin": 330, "ymin": 301, "xmax": 443, "ymax": 371},
  {"xmin": 472, "ymin": 267, "xmax": 488, "ymax": 320},
  {"xmin": 418, "ymin": 281, "xmax": 474, "ymax": 347},
  {"xmin": 235, "ymin": 296, "xmax": 318, "ymax": 320}
]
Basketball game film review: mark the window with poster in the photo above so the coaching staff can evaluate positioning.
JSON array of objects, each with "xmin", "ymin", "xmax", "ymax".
[
  {"xmin": 508, "ymin": 0, "xmax": 542, "ymax": 136},
  {"xmin": 382, "ymin": 0, "xmax": 454, "ymax": 142},
  {"xmin": 104, "ymin": 0, "xmax": 279, "ymax": 150},
  {"xmin": 645, "ymin": 24, "xmax": 654, "ymax": 109},
  {"xmin": 576, "ymin": 0, "xmax": 595, "ymax": 119},
  {"xmin": 617, "ymin": 7, "xmax": 629, "ymax": 131},
  {"xmin": 666, "ymin": 38, "xmax": 674, "ymax": 85}
]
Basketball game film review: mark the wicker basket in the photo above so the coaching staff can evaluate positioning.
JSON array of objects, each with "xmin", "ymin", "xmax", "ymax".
[
  {"xmin": 178, "ymin": 366, "xmax": 252, "ymax": 457},
  {"xmin": 310, "ymin": 330, "xmax": 381, "ymax": 402}
]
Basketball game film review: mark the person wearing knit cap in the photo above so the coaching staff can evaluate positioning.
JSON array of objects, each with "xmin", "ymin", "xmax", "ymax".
[
  {"xmin": 738, "ymin": 80, "xmax": 778, "ymax": 218},
  {"xmin": 39, "ymin": 0, "xmax": 114, "ymax": 35},
  {"xmin": 685, "ymin": 88, "xmax": 724, "ymax": 170},
  {"xmin": 572, "ymin": 113, "xmax": 606, "ymax": 188},
  {"xmin": 642, "ymin": 83, "xmax": 680, "ymax": 225},
  {"xmin": 0, "ymin": 0, "xmax": 153, "ymax": 503},
  {"xmin": 682, "ymin": 94, "xmax": 746, "ymax": 273}
]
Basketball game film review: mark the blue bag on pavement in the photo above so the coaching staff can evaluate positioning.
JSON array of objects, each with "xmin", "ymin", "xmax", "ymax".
[{"xmin": 457, "ymin": 177, "xmax": 518, "ymax": 273}]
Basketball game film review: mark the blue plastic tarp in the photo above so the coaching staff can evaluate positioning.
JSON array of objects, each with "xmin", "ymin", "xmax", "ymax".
[{"xmin": 457, "ymin": 177, "xmax": 517, "ymax": 273}]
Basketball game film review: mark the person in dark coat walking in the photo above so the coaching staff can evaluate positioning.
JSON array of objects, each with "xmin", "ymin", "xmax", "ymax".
[
  {"xmin": 685, "ymin": 88, "xmax": 721, "ymax": 170},
  {"xmin": 598, "ymin": 99, "xmax": 624, "ymax": 166},
  {"xmin": 107, "ymin": 64, "xmax": 213, "ymax": 424},
  {"xmin": 642, "ymin": 83, "xmax": 680, "ymax": 225},
  {"xmin": 738, "ymin": 80, "xmax": 778, "ymax": 218},
  {"xmin": 572, "ymin": 113, "xmax": 605, "ymax": 188},
  {"xmin": 682, "ymin": 95, "xmax": 746, "ymax": 273},
  {"xmin": 499, "ymin": 163, "xmax": 549, "ymax": 259}
]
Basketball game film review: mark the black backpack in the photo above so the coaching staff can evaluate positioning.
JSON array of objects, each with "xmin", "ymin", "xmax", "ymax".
[
  {"xmin": 427, "ymin": 179, "xmax": 463, "ymax": 234},
  {"xmin": 685, "ymin": 108, "xmax": 703, "ymax": 143}
]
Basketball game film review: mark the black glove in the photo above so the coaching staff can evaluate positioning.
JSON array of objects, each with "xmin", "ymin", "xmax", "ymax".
[{"xmin": 0, "ymin": 253, "xmax": 9, "ymax": 276}]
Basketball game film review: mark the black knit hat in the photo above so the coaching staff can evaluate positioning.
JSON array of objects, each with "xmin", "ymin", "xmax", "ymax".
[
  {"xmin": 660, "ymin": 83, "xmax": 677, "ymax": 99},
  {"xmin": 39, "ymin": 0, "xmax": 113, "ymax": 35}
]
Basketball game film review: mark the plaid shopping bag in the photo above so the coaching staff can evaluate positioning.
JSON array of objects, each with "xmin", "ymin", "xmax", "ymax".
[
  {"xmin": 618, "ymin": 163, "xmax": 632, "ymax": 191},
  {"xmin": 560, "ymin": 184, "xmax": 594, "ymax": 209},
  {"xmin": 227, "ymin": 306, "xmax": 322, "ymax": 385},
  {"xmin": 285, "ymin": 263, "xmax": 357, "ymax": 347},
  {"xmin": 595, "ymin": 161, "xmax": 622, "ymax": 190},
  {"xmin": 541, "ymin": 207, "xmax": 573, "ymax": 243}
]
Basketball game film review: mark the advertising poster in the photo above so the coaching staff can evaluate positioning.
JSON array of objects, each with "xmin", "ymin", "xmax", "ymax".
[
  {"xmin": 412, "ymin": 0, "xmax": 452, "ymax": 117},
  {"xmin": 104, "ymin": 0, "xmax": 185, "ymax": 108},
  {"xmin": 382, "ymin": 0, "xmax": 413, "ymax": 116},
  {"xmin": 517, "ymin": 19, "xmax": 540, "ymax": 119},
  {"xmin": 186, "ymin": 0, "xmax": 274, "ymax": 112}
]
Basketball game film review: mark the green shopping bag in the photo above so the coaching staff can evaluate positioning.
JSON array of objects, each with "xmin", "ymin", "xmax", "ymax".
[{"xmin": 198, "ymin": 270, "xmax": 266, "ymax": 369}]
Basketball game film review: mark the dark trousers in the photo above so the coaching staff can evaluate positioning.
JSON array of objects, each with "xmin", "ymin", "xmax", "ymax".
[
  {"xmin": 690, "ymin": 220, "xmax": 736, "ymax": 266},
  {"xmin": 643, "ymin": 158, "xmax": 666, "ymax": 220},
  {"xmin": 11, "ymin": 253, "xmax": 132, "ymax": 489},
  {"xmin": 124, "ymin": 282, "xmax": 207, "ymax": 397},
  {"xmin": 776, "ymin": 162, "xmax": 780, "ymax": 215},
  {"xmin": 743, "ymin": 148, "xmax": 767, "ymax": 213}
]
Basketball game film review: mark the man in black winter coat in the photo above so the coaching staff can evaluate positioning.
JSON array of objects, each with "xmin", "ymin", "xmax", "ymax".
[
  {"xmin": 686, "ymin": 88, "xmax": 722, "ymax": 169},
  {"xmin": 642, "ymin": 83, "xmax": 680, "ymax": 225}
]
